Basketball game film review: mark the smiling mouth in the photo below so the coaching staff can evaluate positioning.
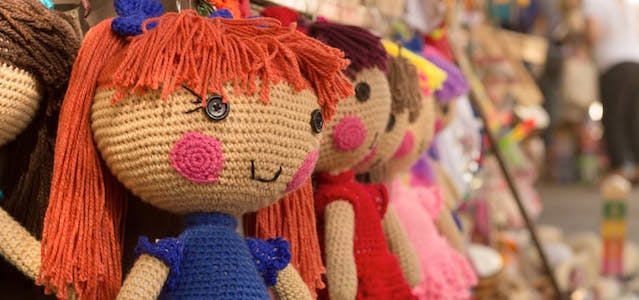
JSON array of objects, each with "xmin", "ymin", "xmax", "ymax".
[
  {"xmin": 250, "ymin": 160, "xmax": 283, "ymax": 183},
  {"xmin": 369, "ymin": 132, "xmax": 379, "ymax": 150}
]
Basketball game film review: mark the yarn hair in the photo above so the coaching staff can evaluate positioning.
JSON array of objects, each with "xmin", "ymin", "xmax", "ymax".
[
  {"xmin": 101, "ymin": 11, "xmax": 352, "ymax": 120},
  {"xmin": 387, "ymin": 55, "xmax": 423, "ymax": 122},
  {"xmin": 306, "ymin": 21, "xmax": 388, "ymax": 79},
  {"xmin": 41, "ymin": 12, "xmax": 352, "ymax": 300},
  {"xmin": 0, "ymin": 0, "xmax": 80, "ymax": 239}
]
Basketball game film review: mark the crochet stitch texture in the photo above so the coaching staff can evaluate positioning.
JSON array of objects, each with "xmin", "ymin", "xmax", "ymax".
[
  {"xmin": 314, "ymin": 171, "xmax": 415, "ymax": 300},
  {"xmin": 160, "ymin": 212, "xmax": 273, "ymax": 299}
]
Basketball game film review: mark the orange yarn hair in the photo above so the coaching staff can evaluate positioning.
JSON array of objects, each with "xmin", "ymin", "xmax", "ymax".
[
  {"xmin": 103, "ymin": 11, "xmax": 351, "ymax": 120},
  {"xmin": 209, "ymin": 0, "xmax": 242, "ymax": 18},
  {"xmin": 40, "ymin": 12, "xmax": 352, "ymax": 300},
  {"xmin": 245, "ymin": 179, "xmax": 326, "ymax": 297},
  {"xmin": 38, "ymin": 20, "xmax": 127, "ymax": 300}
]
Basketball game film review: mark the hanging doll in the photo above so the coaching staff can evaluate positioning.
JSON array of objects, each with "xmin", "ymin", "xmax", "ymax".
[
  {"xmin": 38, "ymin": 1, "xmax": 353, "ymax": 299},
  {"xmin": 307, "ymin": 22, "xmax": 421, "ymax": 300},
  {"xmin": 352, "ymin": 54, "xmax": 421, "ymax": 181},
  {"xmin": 366, "ymin": 66, "xmax": 478, "ymax": 299},
  {"xmin": 0, "ymin": 0, "xmax": 80, "ymax": 298}
]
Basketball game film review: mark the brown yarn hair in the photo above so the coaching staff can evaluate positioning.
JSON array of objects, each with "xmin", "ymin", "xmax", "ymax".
[
  {"xmin": 387, "ymin": 55, "xmax": 423, "ymax": 122},
  {"xmin": 0, "ymin": 0, "xmax": 80, "ymax": 239},
  {"xmin": 306, "ymin": 21, "xmax": 388, "ymax": 79},
  {"xmin": 40, "ymin": 12, "xmax": 352, "ymax": 300}
]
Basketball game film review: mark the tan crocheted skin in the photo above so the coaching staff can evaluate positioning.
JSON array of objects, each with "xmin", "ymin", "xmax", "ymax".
[
  {"xmin": 352, "ymin": 110, "xmax": 409, "ymax": 174},
  {"xmin": 0, "ymin": 63, "xmax": 41, "ymax": 146},
  {"xmin": 388, "ymin": 95, "xmax": 436, "ymax": 178},
  {"xmin": 91, "ymin": 82, "xmax": 323, "ymax": 215},
  {"xmin": 315, "ymin": 67, "xmax": 391, "ymax": 173}
]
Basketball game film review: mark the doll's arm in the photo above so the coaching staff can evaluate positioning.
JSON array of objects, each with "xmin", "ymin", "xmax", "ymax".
[
  {"xmin": 117, "ymin": 237, "xmax": 183, "ymax": 300},
  {"xmin": 0, "ymin": 207, "xmax": 40, "ymax": 280},
  {"xmin": 270, "ymin": 264, "xmax": 312, "ymax": 300},
  {"xmin": 434, "ymin": 208, "xmax": 465, "ymax": 254},
  {"xmin": 117, "ymin": 254, "xmax": 170, "ymax": 300},
  {"xmin": 382, "ymin": 205, "xmax": 421, "ymax": 287},
  {"xmin": 324, "ymin": 200, "xmax": 357, "ymax": 300}
]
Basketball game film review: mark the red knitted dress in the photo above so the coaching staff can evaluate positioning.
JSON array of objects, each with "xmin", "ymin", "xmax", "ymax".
[{"xmin": 314, "ymin": 171, "xmax": 416, "ymax": 300}]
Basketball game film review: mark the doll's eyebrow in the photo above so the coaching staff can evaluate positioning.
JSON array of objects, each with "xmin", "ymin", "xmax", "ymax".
[{"xmin": 181, "ymin": 84, "xmax": 200, "ymax": 98}]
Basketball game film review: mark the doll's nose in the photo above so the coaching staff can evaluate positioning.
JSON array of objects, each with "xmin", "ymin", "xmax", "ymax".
[{"xmin": 332, "ymin": 115, "xmax": 366, "ymax": 151}]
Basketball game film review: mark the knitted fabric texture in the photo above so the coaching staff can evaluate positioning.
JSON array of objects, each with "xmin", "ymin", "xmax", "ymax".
[
  {"xmin": 245, "ymin": 179, "xmax": 326, "ymax": 297},
  {"xmin": 0, "ymin": 0, "xmax": 80, "ymax": 240},
  {"xmin": 387, "ymin": 55, "xmax": 423, "ymax": 122},
  {"xmin": 423, "ymin": 46, "xmax": 469, "ymax": 103},
  {"xmin": 102, "ymin": 12, "xmax": 352, "ymax": 121},
  {"xmin": 369, "ymin": 95, "xmax": 436, "ymax": 183},
  {"xmin": 315, "ymin": 68, "xmax": 391, "ymax": 173},
  {"xmin": 246, "ymin": 237, "xmax": 291, "ymax": 286},
  {"xmin": 0, "ymin": 64, "xmax": 40, "ymax": 146},
  {"xmin": 135, "ymin": 236, "xmax": 185, "ymax": 289},
  {"xmin": 112, "ymin": 0, "xmax": 164, "ymax": 37},
  {"xmin": 314, "ymin": 171, "xmax": 415, "ymax": 299},
  {"xmin": 389, "ymin": 179, "xmax": 477, "ymax": 300},
  {"xmin": 161, "ymin": 213, "xmax": 273, "ymax": 299},
  {"xmin": 306, "ymin": 22, "xmax": 388, "ymax": 80}
]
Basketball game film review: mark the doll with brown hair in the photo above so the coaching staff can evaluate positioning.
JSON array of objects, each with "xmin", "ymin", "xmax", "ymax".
[
  {"xmin": 37, "ymin": 1, "xmax": 353, "ymax": 299},
  {"xmin": 0, "ymin": 0, "xmax": 80, "ymax": 298},
  {"xmin": 307, "ymin": 22, "xmax": 421, "ymax": 300}
]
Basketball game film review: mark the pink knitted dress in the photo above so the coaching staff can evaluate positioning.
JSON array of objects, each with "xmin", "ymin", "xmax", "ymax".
[{"xmin": 389, "ymin": 179, "xmax": 477, "ymax": 300}]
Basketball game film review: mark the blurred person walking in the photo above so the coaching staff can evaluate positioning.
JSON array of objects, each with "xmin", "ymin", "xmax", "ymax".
[{"xmin": 584, "ymin": 0, "xmax": 639, "ymax": 180}]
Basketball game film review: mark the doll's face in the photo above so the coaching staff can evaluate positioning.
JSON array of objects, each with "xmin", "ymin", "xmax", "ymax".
[
  {"xmin": 352, "ymin": 109, "xmax": 409, "ymax": 174},
  {"xmin": 91, "ymin": 82, "xmax": 323, "ymax": 215},
  {"xmin": 389, "ymin": 95, "xmax": 436, "ymax": 176},
  {"xmin": 315, "ymin": 67, "xmax": 391, "ymax": 173},
  {"xmin": 0, "ymin": 63, "xmax": 42, "ymax": 147}
]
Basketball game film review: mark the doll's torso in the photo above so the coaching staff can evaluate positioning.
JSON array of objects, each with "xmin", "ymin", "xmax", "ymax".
[
  {"xmin": 389, "ymin": 179, "xmax": 476, "ymax": 300},
  {"xmin": 314, "ymin": 171, "xmax": 414, "ymax": 300},
  {"xmin": 161, "ymin": 213, "xmax": 271, "ymax": 300}
]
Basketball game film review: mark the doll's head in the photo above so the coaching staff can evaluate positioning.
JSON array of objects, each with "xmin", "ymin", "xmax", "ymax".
[
  {"xmin": 391, "ymin": 94, "xmax": 436, "ymax": 174},
  {"xmin": 0, "ymin": 0, "xmax": 79, "ymax": 237},
  {"xmin": 353, "ymin": 55, "xmax": 422, "ymax": 175},
  {"xmin": 306, "ymin": 22, "xmax": 392, "ymax": 173},
  {"xmin": 40, "ymin": 5, "xmax": 351, "ymax": 299}
]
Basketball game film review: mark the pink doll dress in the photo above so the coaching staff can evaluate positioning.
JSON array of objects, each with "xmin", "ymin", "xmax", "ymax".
[{"xmin": 389, "ymin": 179, "xmax": 477, "ymax": 300}]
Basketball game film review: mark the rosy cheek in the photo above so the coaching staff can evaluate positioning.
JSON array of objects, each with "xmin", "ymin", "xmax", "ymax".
[
  {"xmin": 332, "ymin": 116, "xmax": 366, "ymax": 151},
  {"xmin": 169, "ymin": 131, "xmax": 225, "ymax": 183},
  {"xmin": 285, "ymin": 150, "xmax": 319, "ymax": 193},
  {"xmin": 393, "ymin": 130, "xmax": 415, "ymax": 159}
]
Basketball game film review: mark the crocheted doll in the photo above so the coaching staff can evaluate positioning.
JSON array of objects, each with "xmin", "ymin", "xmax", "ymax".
[
  {"xmin": 352, "ymin": 55, "xmax": 421, "ymax": 180},
  {"xmin": 373, "ymin": 93, "xmax": 478, "ymax": 299},
  {"xmin": 38, "ymin": 1, "xmax": 352, "ymax": 299},
  {"xmin": 307, "ymin": 22, "xmax": 420, "ymax": 300},
  {"xmin": 0, "ymin": 0, "xmax": 79, "ymax": 298}
]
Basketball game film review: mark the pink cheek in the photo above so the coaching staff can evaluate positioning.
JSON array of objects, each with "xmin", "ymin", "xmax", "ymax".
[
  {"xmin": 332, "ymin": 116, "xmax": 367, "ymax": 151},
  {"xmin": 169, "ymin": 131, "xmax": 225, "ymax": 183},
  {"xmin": 285, "ymin": 150, "xmax": 319, "ymax": 193},
  {"xmin": 393, "ymin": 131, "xmax": 415, "ymax": 159}
]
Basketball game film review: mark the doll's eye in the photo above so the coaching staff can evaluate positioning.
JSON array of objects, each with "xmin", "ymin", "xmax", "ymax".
[
  {"xmin": 385, "ymin": 114, "xmax": 396, "ymax": 132},
  {"xmin": 310, "ymin": 109, "xmax": 323, "ymax": 134},
  {"xmin": 204, "ymin": 95, "xmax": 229, "ymax": 121},
  {"xmin": 354, "ymin": 82, "xmax": 371, "ymax": 102}
]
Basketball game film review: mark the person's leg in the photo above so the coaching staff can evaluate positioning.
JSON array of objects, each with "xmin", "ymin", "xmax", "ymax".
[
  {"xmin": 623, "ymin": 63, "xmax": 639, "ymax": 178},
  {"xmin": 600, "ymin": 64, "xmax": 628, "ymax": 173}
]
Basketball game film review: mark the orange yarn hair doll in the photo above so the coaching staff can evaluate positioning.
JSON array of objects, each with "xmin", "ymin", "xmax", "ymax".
[
  {"xmin": 307, "ymin": 22, "xmax": 421, "ymax": 299},
  {"xmin": 38, "ymin": 1, "xmax": 352, "ymax": 299}
]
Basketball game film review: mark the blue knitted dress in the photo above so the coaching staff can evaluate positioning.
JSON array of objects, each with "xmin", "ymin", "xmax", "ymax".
[{"xmin": 158, "ymin": 213, "xmax": 273, "ymax": 299}]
